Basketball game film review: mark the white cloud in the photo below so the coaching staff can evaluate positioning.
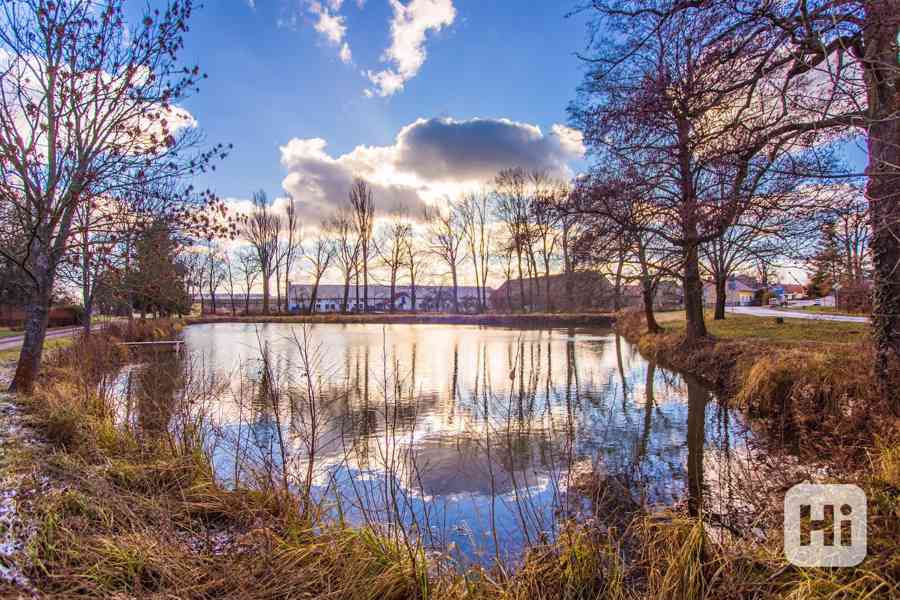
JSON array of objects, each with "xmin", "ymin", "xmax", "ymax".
[
  {"xmin": 307, "ymin": 1, "xmax": 354, "ymax": 63},
  {"xmin": 366, "ymin": 0, "xmax": 456, "ymax": 97},
  {"xmin": 339, "ymin": 42, "xmax": 353, "ymax": 64},
  {"xmin": 277, "ymin": 116, "xmax": 584, "ymax": 221}
]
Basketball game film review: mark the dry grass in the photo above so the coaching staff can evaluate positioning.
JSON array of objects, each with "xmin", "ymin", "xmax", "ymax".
[
  {"xmin": 2, "ymin": 317, "xmax": 897, "ymax": 599},
  {"xmin": 0, "ymin": 337, "xmax": 74, "ymax": 366}
]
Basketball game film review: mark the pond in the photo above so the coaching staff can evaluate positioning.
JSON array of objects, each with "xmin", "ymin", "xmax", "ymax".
[{"xmin": 116, "ymin": 322, "xmax": 764, "ymax": 567}]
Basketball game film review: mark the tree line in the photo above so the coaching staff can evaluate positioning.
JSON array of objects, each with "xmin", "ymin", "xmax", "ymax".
[{"xmin": 567, "ymin": 0, "xmax": 896, "ymax": 412}]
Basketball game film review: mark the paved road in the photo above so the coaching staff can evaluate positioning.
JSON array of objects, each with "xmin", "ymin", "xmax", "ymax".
[
  {"xmin": 0, "ymin": 326, "xmax": 85, "ymax": 352},
  {"xmin": 726, "ymin": 306, "xmax": 869, "ymax": 323}
]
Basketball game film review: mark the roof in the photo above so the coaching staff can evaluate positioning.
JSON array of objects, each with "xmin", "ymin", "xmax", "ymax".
[
  {"xmin": 289, "ymin": 284, "xmax": 487, "ymax": 300},
  {"xmin": 780, "ymin": 284, "xmax": 806, "ymax": 294}
]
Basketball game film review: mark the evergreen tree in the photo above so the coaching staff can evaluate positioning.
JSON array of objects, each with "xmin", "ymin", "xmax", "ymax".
[
  {"xmin": 125, "ymin": 222, "xmax": 191, "ymax": 317},
  {"xmin": 807, "ymin": 220, "xmax": 842, "ymax": 298}
]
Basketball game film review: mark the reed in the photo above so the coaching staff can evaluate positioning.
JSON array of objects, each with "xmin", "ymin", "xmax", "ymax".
[{"xmin": 4, "ymin": 319, "xmax": 897, "ymax": 599}]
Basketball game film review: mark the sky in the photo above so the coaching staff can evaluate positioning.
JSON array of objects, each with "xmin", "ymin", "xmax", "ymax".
[{"xmin": 171, "ymin": 0, "xmax": 592, "ymax": 217}]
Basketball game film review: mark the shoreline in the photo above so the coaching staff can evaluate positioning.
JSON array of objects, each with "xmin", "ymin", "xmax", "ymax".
[
  {"xmin": 2, "ymin": 316, "xmax": 897, "ymax": 598},
  {"xmin": 184, "ymin": 312, "xmax": 616, "ymax": 329}
]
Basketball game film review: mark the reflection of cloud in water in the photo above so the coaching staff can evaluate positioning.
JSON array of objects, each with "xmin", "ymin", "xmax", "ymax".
[{"xmin": 161, "ymin": 323, "xmax": 759, "ymax": 565}]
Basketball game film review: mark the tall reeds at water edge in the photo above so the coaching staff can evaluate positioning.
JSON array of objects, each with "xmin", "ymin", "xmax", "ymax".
[{"xmin": 9, "ymin": 320, "xmax": 898, "ymax": 599}]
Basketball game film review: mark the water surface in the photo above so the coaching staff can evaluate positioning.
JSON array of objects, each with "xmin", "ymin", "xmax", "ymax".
[{"xmin": 121, "ymin": 322, "xmax": 760, "ymax": 566}]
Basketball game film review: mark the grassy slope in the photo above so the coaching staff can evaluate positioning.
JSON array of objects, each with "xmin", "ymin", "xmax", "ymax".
[
  {"xmin": 774, "ymin": 305, "xmax": 869, "ymax": 316},
  {"xmin": 0, "ymin": 337, "xmax": 73, "ymax": 365},
  {"xmin": 653, "ymin": 310, "xmax": 869, "ymax": 344}
]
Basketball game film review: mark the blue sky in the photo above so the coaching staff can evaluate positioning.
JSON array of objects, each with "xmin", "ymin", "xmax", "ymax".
[{"xmin": 174, "ymin": 1, "xmax": 591, "ymax": 206}]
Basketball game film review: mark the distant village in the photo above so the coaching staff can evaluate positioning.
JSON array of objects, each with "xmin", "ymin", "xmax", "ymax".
[{"xmin": 190, "ymin": 271, "xmax": 840, "ymax": 315}]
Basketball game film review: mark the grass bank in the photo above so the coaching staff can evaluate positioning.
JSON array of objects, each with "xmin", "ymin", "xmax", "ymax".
[
  {"xmin": 616, "ymin": 309, "xmax": 899, "ymax": 598},
  {"xmin": 186, "ymin": 312, "xmax": 615, "ymax": 329},
  {"xmin": 1, "ymin": 318, "xmax": 897, "ymax": 599}
]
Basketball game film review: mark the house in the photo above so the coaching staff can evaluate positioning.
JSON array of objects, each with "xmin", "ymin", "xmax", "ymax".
[
  {"xmin": 623, "ymin": 280, "xmax": 683, "ymax": 310},
  {"xmin": 490, "ymin": 271, "xmax": 615, "ymax": 312},
  {"xmin": 288, "ymin": 284, "xmax": 488, "ymax": 313},
  {"xmin": 781, "ymin": 284, "xmax": 806, "ymax": 301},
  {"xmin": 703, "ymin": 277, "xmax": 758, "ymax": 307}
]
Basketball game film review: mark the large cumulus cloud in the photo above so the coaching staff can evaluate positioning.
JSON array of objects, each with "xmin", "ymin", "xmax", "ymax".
[
  {"xmin": 278, "ymin": 116, "xmax": 584, "ymax": 221},
  {"xmin": 395, "ymin": 118, "xmax": 583, "ymax": 181}
]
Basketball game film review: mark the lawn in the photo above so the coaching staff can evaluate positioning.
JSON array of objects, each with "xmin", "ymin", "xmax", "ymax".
[
  {"xmin": 776, "ymin": 305, "xmax": 868, "ymax": 316},
  {"xmin": 0, "ymin": 329, "xmax": 20, "ymax": 339},
  {"xmin": 654, "ymin": 310, "xmax": 869, "ymax": 344},
  {"xmin": 0, "ymin": 337, "xmax": 73, "ymax": 365}
]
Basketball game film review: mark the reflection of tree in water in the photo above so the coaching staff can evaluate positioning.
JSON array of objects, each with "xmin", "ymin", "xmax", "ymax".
[
  {"xmin": 131, "ymin": 351, "xmax": 183, "ymax": 439},
  {"xmin": 195, "ymin": 324, "xmax": 755, "ymax": 564},
  {"xmin": 686, "ymin": 375, "xmax": 709, "ymax": 518}
]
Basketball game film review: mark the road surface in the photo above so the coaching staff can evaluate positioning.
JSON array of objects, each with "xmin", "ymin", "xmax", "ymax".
[
  {"xmin": 0, "ymin": 326, "xmax": 85, "ymax": 353},
  {"xmin": 725, "ymin": 306, "xmax": 869, "ymax": 323}
]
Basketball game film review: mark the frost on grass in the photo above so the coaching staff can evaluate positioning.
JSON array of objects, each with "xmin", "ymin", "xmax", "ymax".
[{"xmin": 0, "ymin": 389, "xmax": 44, "ymax": 595}]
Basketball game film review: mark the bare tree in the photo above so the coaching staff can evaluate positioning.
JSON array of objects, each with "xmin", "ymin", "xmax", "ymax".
[
  {"xmin": 235, "ymin": 247, "xmax": 261, "ymax": 314},
  {"xmin": 457, "ymin": 190, "xmax": 493, "ymax": 312},
  {"xmin": 304, "ymin": 225, "xmax": 336, "ymax": 313},
  {"xmin": 223, "ymin": 250, "xmax": 238, "ymax": 315},
  {"xmin": 280, "ymin": 198, "xmax": 303, "ymax": 312},
  {"xmin": 403, "ymin": 232, "xmax": 428, "ymax": 312},
  {"xmin": 244, "ymin": 191, "xmax": 282, "ymax": 315},
  {"xmin": 425, "ymin": 200, "xmax": 466, "ymax": 313},
  {"xmin": 0, "ymin": 0, "xmax": 227, "ymax": 391},
  {"xmin": 329, "ymin": 207, "xmax": 360, "ymax": 312},
  {"xmin": 572, "ymin": 3, "xmax": 839, "ymax": 342},
  {"xmin": 375, "ymin": 213, "xmax": 411, "ymax": 312},
  {"xmin": 202, "ymin": 239, "xmax": 228, "ymax": 315},
  {"xmin": 494, "ymin": 169, "xmax": 533, "ymax": 311},
  {"xmin": 530, "ymin": 172, "xmax": 563, "ymax": 312},
  {"xmin": 348, "ymin": 178, "xmax": 375, "ymax": 312}
]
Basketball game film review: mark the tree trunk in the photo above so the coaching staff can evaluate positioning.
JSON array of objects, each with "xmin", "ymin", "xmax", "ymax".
[
  {"xmin": 544, "ymin": 260, "xmax": 553, "ymax": 313},
  {"xmin": 275, "ymin": 268, "xmax": 282, "ymax": 314},
  {"xmin": 714, "ymin": 274, "xmax": 727, "ymax": 320},
  {"xmin": 285, "ymin": 268, "xmax": 291, "ymax": 314},
  {"xmin": 865, "ymin": 0, "xmax": 900, "ymax": 415},
  {"xmin": 81, "ymin": 232, "xmax": 93, "ymax": 336},
  {"xmin": 683, "ymin": 241, "xmax": 708, "ymax": 341},
  {"xmin": 471, "ymin": 254, "xmax": 482, "ymax": 312},
  {"xmin": 685, "ymin": 375, "xmax": 707, "ymax": 518},
  {"xmin": 451, "ymin": 267, "xmax": 459, "ymax": 314},
  {"xmin": 516, "ymin": 250, "xmax": 527, "ymax": 312},
  {"xmin": 10, "ymin": 271, "xmax": 52, "ymax": 394},
  {"xmin": 308, "ymin": 279, "xmax": 321, "ymax": 314},
  {"xmin": 613, "ymin": 255, "xmax": 624, "ymax": 311},
  {"xmin": 563, "ymin": 231, "xmax": 574, "ymax": 311},
  {"xmin": 642, "ymin": 277, "xmax": 661, "ymax": 334},
  {"xmin": 389, "ymin": 273, "xmax": 396, "ymax": 313},
  {"xmin": 363, "ymin": 253, "xmax": 369, "ymax": 313},
  {"xmin": 342, "ymin": 275, "xmax": 351, "ymax": 312},
  {"xmin": 83, "ymin": 297, "xmax": 94, "ymax": 337},
  {"xmin": 262, "ymin": 271, "xmax": 270, "ymax": 315}
]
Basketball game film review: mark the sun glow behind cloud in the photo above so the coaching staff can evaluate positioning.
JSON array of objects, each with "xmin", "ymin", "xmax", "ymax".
[{"xmin": 271, "ymin": 116, "xmax": 585, "ymax": 222}]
